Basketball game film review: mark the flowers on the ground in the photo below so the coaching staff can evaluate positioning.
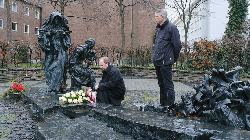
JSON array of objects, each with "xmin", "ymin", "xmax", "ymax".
[
  {"xmin": 59, "ymin": 89, "xmax": 96, "ymax": 105},
  {"xmin": 8, "ymin": 81, "xmax": 25, "ymax": 95}
]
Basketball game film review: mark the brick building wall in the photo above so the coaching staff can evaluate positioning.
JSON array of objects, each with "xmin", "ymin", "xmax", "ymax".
[
  {"xmin": 41, "ymin": 0, "xmax": 163, "ymax": 48},
  {"xmin": 0, "ymin": 0, "xmax": 42, "ymax": 45},
  {"xmin": 1, "ymin": 0, "xmax": 163, "ymax": 48}
]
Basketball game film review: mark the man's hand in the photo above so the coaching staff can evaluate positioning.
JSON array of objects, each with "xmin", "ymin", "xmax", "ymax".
[{"xmin": 95, "ymin": 84, "xmax": 99, "ymax": 90}]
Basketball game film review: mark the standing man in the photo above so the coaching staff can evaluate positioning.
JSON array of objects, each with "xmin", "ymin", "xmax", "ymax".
[
  {"xmin": 152, "ymin": 9, "xmax": 182, "ymax": 108},
  {"xmin": 95, "ymin": 57, "xmax": 126, "ymax": 106}
]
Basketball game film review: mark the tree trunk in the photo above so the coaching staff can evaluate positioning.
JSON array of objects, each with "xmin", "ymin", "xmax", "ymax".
[
  {"xmin": 118, "ymin": 0, "xmax": 125, "ymax": 65},
  {"xmin": 60, "ymin": 0, "xmax": 65, "ymax": 15},
  {"xmin": 119, "ymin": 4, "xmax": 125, "ymax": 49},
  {"xmin": 130, "ymin": 0, "xmax": 134, "ymax": 66},
  {"xmin": 183, "ymin": 29, "xmax": 188, "ymax": 67}
]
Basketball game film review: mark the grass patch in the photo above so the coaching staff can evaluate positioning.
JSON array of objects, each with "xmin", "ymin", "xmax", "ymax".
[
  {"xmin": 0, "ymin": 127, "xmax": 12, "ymax": 139},
  {"xmin": 0, "ymin": 113, "xmax": 17, "ymax": 122}
]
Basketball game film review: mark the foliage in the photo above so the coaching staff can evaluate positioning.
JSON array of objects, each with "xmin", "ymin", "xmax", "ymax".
[
  {"xmin": 166, "ymin": 0, "xmax": 208, "ymax": 63},
  {"xmin": 242, "ymin": 21, "xmax": 250, "ymax": 72},
  {"xmin": 214, "ymin": 43, "xmax": 227, "ymax": 68},
  {"xmin": 15, "ymin": 44, "xmax": 29, "ymax": 63},
  {"xmin": 223, "ymin": 0, "xmax": 248, "ymax": 70},
  {"xmin": 90, "ymin": 45, "xmax": 152, "ymax": 67},
  {"xmin": 190, "ymin": 40, "xmax": 218, "ymax": 70},
  {"xmin": 222, "ymin": 33, "xmax": 245, "ymax": 70},
  {"xmin": 244, "ymin": 40, "xmax": 250, "ymax": 72},
  {"xmin": 225, "ymin": 0, "xmax": 248, "ymax": 35},
  {"xmin": 0, "ymin": 41, "xmax": 9, "ymax": 68},
  {"xmin": 0, "ymin": 41, "xmax": 43, "ymax": 69}
]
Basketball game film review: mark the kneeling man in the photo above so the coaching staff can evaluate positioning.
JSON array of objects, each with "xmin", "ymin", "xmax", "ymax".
[{"xmin": 96, "ymin": 57, "xmax": 126, "ymax": 106}]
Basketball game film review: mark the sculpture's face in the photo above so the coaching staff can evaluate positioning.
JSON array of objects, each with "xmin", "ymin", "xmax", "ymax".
[
  {"xmin": 53, "ymin": 16, "xmax": 62, "ymax": 25},
  {"xmin": 99, "ymin": 59, "xmax": 108, "ymax": 71},
  {"xmin": 86, "ymin": 39, "xmax": 95, "ymax": 49}
]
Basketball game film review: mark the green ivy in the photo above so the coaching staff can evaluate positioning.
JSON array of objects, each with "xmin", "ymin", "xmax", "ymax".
[
  {"xmin": 223, "ymin": 0, "xmax": 248, "ymax": 70},
  {"xmin": 225, "ymin": 0, "xmax": 248, "ymax": 35}
]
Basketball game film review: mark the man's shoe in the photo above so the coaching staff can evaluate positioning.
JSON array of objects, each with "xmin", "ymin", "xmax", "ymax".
[
  {"xmin": 167, "ymin": 105, "xmax": 176, "ymax": 116},
  {"xmin": 159, "ymin": 105, "xmax": 168, "ymax": 113}
]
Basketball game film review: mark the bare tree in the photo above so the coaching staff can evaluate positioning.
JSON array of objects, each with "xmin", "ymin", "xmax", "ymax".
[
  {"xmin": 114, "ymin": 0, "xmax": 164, "ymax": 49},
  {"xmin": 39, "ymin": 0, "xmax": 76, "ymax": 15},
  {"xmin": 113, "ymin": 0, "xmax": 141, "ymax": 49},
  {"xmin": 166, "ymin": 0, "xmax": 207, "ymax": 62}
]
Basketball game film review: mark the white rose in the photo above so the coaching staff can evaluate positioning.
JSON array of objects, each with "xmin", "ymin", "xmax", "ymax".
[
  {"xmin": 83, "ymin": 97, "xmax": 88, "ymax": 101},
  {"xmin": 68, "ymin": 99, "xmax": 73, "ymax": 103},
  {"xmin": 73, "ymin": 99, "xmax": 78, "ymax": 104},
  {"xmin": 59, "ymin": 97, "xmax": 65, "ymax": 104},
  {"xmin": 71, "ymin": 93, "xmax": 76, "ymax": 98},
  {"xmin": 65, "ymin": 92, "xmax": 71, "ymax": 97},
  {"xmin": 81, "ymin": 92, "xmax": 86, "ymax": 97},
  {"xmin": 78, "ymin": 96, "xmax": 83, "ymax": 99},
  {"xmin": 62, "ymin": 97, "xmax": 67, "ymax": 102},
  {"xmin": 76, "ymin": 91, "xmax": 81, "ymax": 96},
  {"xmin": 78, "ymin": 98, "xmax": 83, "ymax": 103},
  {"xmin": 59, "ymin": 97, "xmax": 63, "ymax": 101}
]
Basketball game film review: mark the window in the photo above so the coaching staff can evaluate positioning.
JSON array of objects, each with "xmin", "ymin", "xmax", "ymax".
[
  {"xmin": 24, "ymin": 6, "xmax": 29, "ymax": 16},
  {"xmin": 35, "ymin": 10, "xmax": 40, "ymax": 19},
  {"xmin": 12, "ymin": 2, "xmax": 17, "ymax": 12},
  {"xmin": 0, "ymin": 19, "xmax": 3, "ymax": 29},
  {"xmin": 0, "ymin": 0, "xmax": 4, "ymax": 8},
  {"xmin": 24, "ymin": 24, "xmax": 29, "ymax": 33},
  {"xmin": 35, "ymin": 27, "xmax": 39, "ymax": 35},
  {"xmin": 12, "ymin": 22, "xmax": 17, "ymax": 31}
]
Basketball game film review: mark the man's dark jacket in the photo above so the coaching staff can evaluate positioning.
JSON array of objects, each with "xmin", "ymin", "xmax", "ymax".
[
  {"xmin": 152, "ymin": 19, "xmax": 182, "ymax": 66},
  {"xmin": 98, "ymin": 65, "xmax": 126, "ymax": 100}
]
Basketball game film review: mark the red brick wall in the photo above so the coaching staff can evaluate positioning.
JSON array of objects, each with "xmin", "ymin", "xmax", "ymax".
[
  {"xmin": 1, "ymin": 0, "xmax": 164, "ymax": 48},
  {"xmin": 41, "ymin": 0, "xmax": 163, "ymax": 48},
  {"xmin": 0, "ymin": 0, "xmax": 41, "ymax": 45}
]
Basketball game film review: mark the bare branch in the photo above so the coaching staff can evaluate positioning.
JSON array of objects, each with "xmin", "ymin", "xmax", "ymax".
[
  {"xmin": 124, "ymin": 1, "xmax": 140, "ymax": 7},
  {"xmin": 114, "ymin": 0, "xmax": 120, "ymax": 5}
]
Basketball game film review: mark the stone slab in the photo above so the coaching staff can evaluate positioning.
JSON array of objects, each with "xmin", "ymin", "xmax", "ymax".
[
  {"xmin": 38, "ymin": 112, "xmax": 133, "ymax": 140},
  {"xmin": 25, "ymin": 87, "xmax": 60, "ymax": 114},
  {"xmin": 92, "ymin": 104, "xmax": 250, "ymax": 140}
]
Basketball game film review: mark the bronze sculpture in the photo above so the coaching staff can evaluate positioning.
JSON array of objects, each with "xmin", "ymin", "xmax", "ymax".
[
  {"xmin": 69, "ymin": 38, "xmax": 96, "ymax": 91},
  {"xmin": 38, "ymin": 12, "xmax": 71, "ymax": 93}
]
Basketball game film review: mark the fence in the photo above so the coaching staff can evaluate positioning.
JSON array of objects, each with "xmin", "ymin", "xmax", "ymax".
[{"xmin": 0, "ymin": 41, "xmax": 155, "ymax": 68}]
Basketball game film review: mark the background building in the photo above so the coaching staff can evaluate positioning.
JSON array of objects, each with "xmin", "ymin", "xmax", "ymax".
[
  {"xmin": 167, "ymin": 0, "xmax": 250, "ymax": 42},
  {"xmin": 0, "ymin": 0, "xmax": 42, "ymax": 44},
  {"xmin": 1, "ymin": 0, "xmax": 163, "ymax": 48}
]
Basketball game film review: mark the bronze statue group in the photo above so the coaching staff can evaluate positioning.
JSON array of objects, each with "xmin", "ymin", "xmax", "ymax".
[{"xmin": 38, "ymin": 9, "xmax": 181, "ymax": 108}]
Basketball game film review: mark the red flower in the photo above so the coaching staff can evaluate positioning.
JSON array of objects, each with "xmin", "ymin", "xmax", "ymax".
[
  {"xmin": 16, "ymin": 84, "xmax": 24, "ymax": 92},
  {"xmin": 9, "ymin": 81, "xmax": 25, "ymax": 94},
  {"xmin": 11, "ymin": 82, "xmax": 18, "ymax": 89}
]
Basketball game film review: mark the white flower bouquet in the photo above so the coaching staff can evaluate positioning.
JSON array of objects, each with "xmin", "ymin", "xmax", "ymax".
[{"xmin": 59, "ymin": 89, "xmax": 96, "ymax": 105}]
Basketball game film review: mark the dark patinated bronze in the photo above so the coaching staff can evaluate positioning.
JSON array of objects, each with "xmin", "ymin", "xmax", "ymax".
[
  {"xmin": 180, "ymin": 66, "xmax": 250, "ymax": 130},
  {"xmin": 69, "ymin": 38, "xmax": 96, "ymax": 91},
  {"xmin": 38, "ymin": 12, "xmax": 71, "ymax": 93}
]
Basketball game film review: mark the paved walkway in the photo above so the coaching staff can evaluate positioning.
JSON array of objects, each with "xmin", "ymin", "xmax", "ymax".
[
  {"xmin": 1, "ymin": 78, "xmax": 194, "ymax": 92},
  {"xmin": 0, "ymin": 78, "xmax": 195, "ymax": 103}
]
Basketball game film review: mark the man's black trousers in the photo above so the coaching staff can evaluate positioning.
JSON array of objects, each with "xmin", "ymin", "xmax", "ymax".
[{"xmin": 155, "ymin": 65, "xmax": 175, "ymax": 106}]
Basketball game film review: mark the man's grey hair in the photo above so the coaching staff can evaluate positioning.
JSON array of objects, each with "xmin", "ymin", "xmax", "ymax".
[
  {"xmin": 155, "ymin": 9, "xmax": 168, "ymax": 19},
  {"xmin": 99, "ymin": 56, "xmax": 110, "ymax": 64}
]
